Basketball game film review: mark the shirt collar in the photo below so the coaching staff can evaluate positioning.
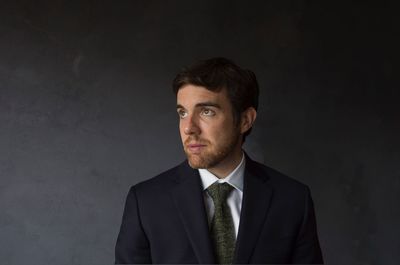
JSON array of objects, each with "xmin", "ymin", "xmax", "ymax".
[{"xmin": 198, "ymin": 152, "xmax": 245, "ymax": 192}]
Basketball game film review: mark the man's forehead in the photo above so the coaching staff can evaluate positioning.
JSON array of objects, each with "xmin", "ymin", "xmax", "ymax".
[{"xmin": 176, "ymin": 85, "xmax": 227, "ymax": 105}]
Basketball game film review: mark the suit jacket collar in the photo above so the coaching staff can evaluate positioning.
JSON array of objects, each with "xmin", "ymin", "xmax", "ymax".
[
  {"xmin": 170, "ymin": 154, "xmax": 273, "ymax": 264},
  {"xmin": 233, "ymin": 154, "xmax": 273, "ymax": 264},
  {"xmin": 170, "ymin": 161, "xmax": 216, "ymax": 264}
]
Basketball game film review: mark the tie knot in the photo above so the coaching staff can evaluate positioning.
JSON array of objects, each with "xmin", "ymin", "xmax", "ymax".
[{"xmin": 207, "ymin": 182, "xmax": 234, "ymax": 203}]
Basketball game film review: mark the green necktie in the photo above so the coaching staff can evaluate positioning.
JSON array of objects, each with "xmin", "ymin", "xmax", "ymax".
[{"xmin": 207, "ymin": 182, "xmax": 236, "ymax": 264}]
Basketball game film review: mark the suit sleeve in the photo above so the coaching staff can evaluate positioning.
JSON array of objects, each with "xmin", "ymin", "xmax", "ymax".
[
  {"xmin": 115, "ymin": 186, "xmax": 152, "ymax": 264},
  {"xmin": 291, "ymin": 187, "xmax": 324, "ymax": 264}
]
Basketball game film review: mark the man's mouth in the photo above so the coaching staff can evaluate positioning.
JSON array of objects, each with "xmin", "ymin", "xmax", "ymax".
[{"xmin": 186, "ymin": 143, "xmax": 207, "ymax": 153}]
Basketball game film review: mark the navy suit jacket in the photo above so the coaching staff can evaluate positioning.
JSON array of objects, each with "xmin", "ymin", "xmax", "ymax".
[{"xmin": 115, "ymin": 155, "xmax": 323, "ymax": 264}]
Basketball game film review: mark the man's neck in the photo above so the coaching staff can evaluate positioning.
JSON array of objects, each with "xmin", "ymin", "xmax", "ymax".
[{"xmin": 207, "ymin": 150, "xmax": 244, "ymax": 179}]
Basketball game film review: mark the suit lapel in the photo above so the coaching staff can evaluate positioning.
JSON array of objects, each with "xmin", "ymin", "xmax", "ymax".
[
  {"xmin": 170, "ymin": 161, "xmax": 215, "ymax": 264},
  {"xmin": 233, "ymin": 158, "xmax": 273, "ymax": 264}
]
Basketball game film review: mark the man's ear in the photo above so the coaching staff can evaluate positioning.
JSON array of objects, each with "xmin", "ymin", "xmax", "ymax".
[{"xmin": 240, "ymin": 107, "xmax": 257, "ymax": 134}]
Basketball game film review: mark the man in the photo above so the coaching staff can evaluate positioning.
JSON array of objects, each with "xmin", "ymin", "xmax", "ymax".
[{"xmin": 115, "ymin": 58, "xmax": 323, "ymax": 264}]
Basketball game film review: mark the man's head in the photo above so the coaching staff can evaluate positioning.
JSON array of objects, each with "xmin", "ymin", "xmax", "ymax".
[
  {"xmin": 173, "ymin": 58, "xmax": 259, "ymax": 140},
  {"xmin": 173, "ymin": 58, "xmax": 259, "ymax": 174}
]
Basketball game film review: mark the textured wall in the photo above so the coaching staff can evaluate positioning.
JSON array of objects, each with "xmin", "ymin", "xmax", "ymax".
[{"xmin": 0, "ymin": 1, "xmax": 398, "ymax": 264}]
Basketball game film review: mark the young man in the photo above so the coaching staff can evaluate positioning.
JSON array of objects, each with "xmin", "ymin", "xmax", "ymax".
[{"xmin": 115, "ymin": 58, "xmax": 323, "ymax": 264}]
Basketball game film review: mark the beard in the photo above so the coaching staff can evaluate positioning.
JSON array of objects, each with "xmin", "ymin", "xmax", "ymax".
[{"xmin": 183, "ymin": 131, "xmax": 241, "ymax": 169}]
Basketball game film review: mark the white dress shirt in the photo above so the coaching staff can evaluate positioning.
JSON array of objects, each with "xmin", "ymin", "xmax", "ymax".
[{"xmin": 198, "ymin": 153, "xmax": 245, "ymax": 238}]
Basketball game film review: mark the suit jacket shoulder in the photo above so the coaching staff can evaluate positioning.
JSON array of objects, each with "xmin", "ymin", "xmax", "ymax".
[
  {"xmin": 116, "ymin": 160, "xmax": 213, "ymax": 264},
  {"xmin": 245, "ymin": 157, "xmax": 310, "ymax": 197},
  {"xmin": 132, "ymin": 160, "xmax": 193, "ymax": 200}
]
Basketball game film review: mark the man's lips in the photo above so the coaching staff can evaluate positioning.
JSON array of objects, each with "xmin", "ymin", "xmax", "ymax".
[
  {"xmin": 186, "ymin": 143, "xmax": 207, "ymax": 153},
  {"xmin": 188, "ymin": 144, "xmax": 206, "ymax": 147}
]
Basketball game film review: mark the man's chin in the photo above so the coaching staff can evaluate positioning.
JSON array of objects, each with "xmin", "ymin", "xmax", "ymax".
[
  {"xmin": 186, "ymin": 154, "xmax": 211, "ymax": 169},
  {"xmin": 187, "ymin": 158, "xmax": 205, "ymax": 169}
]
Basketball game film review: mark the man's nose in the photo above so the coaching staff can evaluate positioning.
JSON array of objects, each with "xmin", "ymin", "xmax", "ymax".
[{"xmin": 183, "ymin": 114, "xmax": 200, "ymax": 135}]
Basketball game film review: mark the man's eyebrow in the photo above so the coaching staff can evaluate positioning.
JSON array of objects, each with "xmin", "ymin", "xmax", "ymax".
[
  {"xmin": 195, "ymin": 102, "xmax": 221, "ymax": 109},
  {"xmin": 176, "ymin": 102, "xmax": 221, "ymax": 109}
]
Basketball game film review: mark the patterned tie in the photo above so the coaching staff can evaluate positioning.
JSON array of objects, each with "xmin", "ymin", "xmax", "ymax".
[{"xmin": 207, "ymin": 182, "xmax": 236, "ymax": 264}]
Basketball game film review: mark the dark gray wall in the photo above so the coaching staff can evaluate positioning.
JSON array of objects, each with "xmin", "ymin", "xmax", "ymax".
[{"xmin": 0, "ymin": 1, "xmax": 398, "ymax": 264}]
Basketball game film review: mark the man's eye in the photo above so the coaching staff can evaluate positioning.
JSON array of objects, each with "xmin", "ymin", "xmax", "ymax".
[
  {"xmin": 178, "ymin": 110, "xmax": 187, "ymax": 118},
  {"xmin": 201, "ymin": 109, "xmax": 215, "ymax": 116}
]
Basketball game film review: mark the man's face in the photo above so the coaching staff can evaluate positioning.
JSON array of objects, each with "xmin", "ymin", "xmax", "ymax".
[{"xmin": 176, "ymin": 84, "xmax": 242, "ymax": 169}]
